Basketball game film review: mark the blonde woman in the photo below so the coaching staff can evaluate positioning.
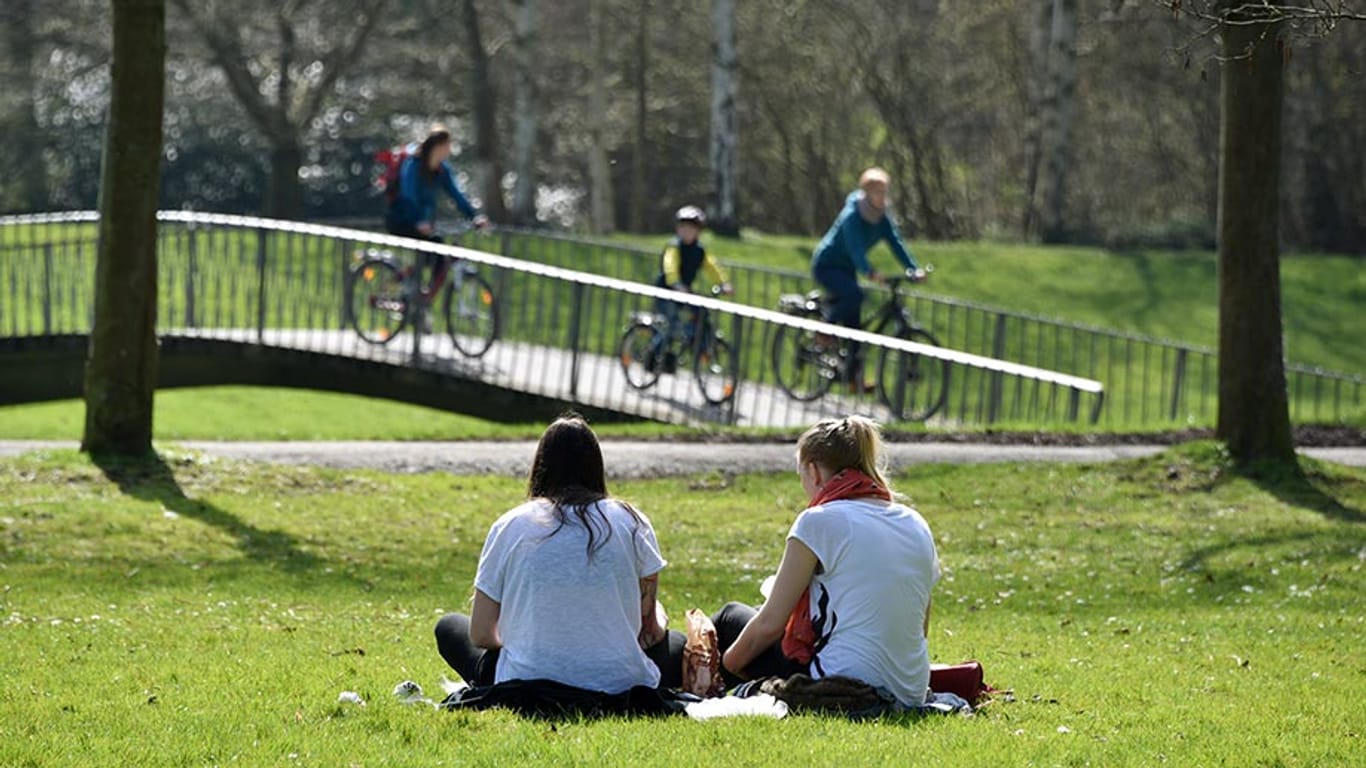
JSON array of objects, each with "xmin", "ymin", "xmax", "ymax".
[{"xmin": 713, "ymin": 416, "xmax": 940, "ymax": 707}]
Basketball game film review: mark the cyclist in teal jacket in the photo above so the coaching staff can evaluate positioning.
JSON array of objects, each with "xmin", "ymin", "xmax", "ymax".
[{"xmin": 811, "ymin": 168, "xmax": 923, "ymax": 390}]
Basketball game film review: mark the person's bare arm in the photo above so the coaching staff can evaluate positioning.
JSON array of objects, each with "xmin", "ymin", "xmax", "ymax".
[
  {"xmin": 721, "ymin": 538, "xmax": 819, "ymax": 678},
  {"xmin": 638, "ymin": 573, "xmax": 667, "ymax": 649},
  {"xmin": 469, "ymin": 588, "xmax": 503, "ymax": 650}
]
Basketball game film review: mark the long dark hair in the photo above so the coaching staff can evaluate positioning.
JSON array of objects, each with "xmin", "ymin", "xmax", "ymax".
[
  {"xmin": 417, "ymin": 126, "xmax": 451, "ymax": 179},
  {"xmin": 527, "ymin": 414, "xmax": 640, "ymax": 555}
]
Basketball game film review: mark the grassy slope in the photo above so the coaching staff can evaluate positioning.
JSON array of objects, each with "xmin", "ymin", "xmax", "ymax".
[
  {"xmin": 1, "ymin": 446, "xmax": 1362, "ymax": 765},
  {"xmin": 608, "ymin": 232, "xmax": 1366, "ymax": 375}
]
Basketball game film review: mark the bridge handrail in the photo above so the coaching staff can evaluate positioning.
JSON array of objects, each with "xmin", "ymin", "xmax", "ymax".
[
  {"xmin": 0, "ymin": 210, "xmax": 1104, "ymax": 396},
  {"xmin": 484, "ymin": 226, "xmax": 1364, "ymax": 384}
]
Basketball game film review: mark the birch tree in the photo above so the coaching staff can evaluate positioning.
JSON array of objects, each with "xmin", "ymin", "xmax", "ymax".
[
  {"xmin": 586, "ymin": 0, "xmax": 614, "ymax": 234},
  {"xmin": 708, "ymin": 0, "xmax": 739, "ymax": 236},
  {"xmin": 82, "ymin": 0, "xmax": 166, "ymax": 455}
]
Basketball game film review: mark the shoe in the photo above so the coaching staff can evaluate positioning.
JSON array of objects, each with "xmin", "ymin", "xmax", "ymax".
[
  {"xmin": 644, "ymin": 353, "xmax": 659, "ymax": 374},
  {"xmin": 663, "ymin": 352, "xmax": 678, "ymax": 374}
]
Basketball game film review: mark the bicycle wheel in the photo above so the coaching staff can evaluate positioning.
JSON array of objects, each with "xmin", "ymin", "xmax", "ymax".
[
  {"xmin": 694, "ymin": 336, "xmax": 737, "ymax": 405},
  {"xmin": 771, "ymin": 323, "xmax": 837, "ymax": 402},
  {"xmin": 348, "ymin": 258, "xmax": 408, "ymax": 345},
  {"xmin": 618, "ymin": 321, "xmax": 663, "ymax": 390},
  {"xmin": 445, "ymin": 267, "xmax": 498, "ymax": 358},
  {"xmin": 876, "ymin": 327, "xmax": 950, "ymax": 421}
]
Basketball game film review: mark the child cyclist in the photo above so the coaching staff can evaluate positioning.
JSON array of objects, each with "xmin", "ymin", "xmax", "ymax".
[
  {"xmin": 648, "ymin": 206, "xmax": 733, "ymax": 372},
  {"xmin": 811, "ymin": 168, "xmax": 927, "ymax": 392}
]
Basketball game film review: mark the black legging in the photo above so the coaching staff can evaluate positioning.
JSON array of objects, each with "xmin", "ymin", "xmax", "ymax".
[
  {"xmin": 384, "ymin": 223, "xmax": 447, "ymax": 289},
  {"xmin": 434, "ymin": 613, "xmax": 687, "ymax": 689},
  {"xmin": 711, "ymin": 602, "xmax": 804, "ymax": 687}
]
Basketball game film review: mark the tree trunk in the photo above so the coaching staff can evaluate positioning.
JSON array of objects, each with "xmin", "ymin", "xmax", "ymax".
[
  {"xmin": 1020, "ymin": 0, "xmax": 1052, "ymax": 237},
  {"xmin": 82, "ymin": 0, "xmax": 166, "ymax": 456},
  {"xmin": 461, "ymin": 0, "xmax": 508, "ymax": 223},
  {"xmin": 265, "ymin": 138, "xmax": 303, "ymax": 219},
  {"xmin": 509, "ymin": 0, "xmax": 540, "ymax": 225},
  {"xmin": 586, "ymin": 0, "xmax": 614, "ymax": 234},
  {"xmin": 1037, "ymin": 0, "xmax": 1077, "ymax": 243},
  {"xmin": 1022, "ymin": 0, "xmax": 1078, "ymax": 243},
  {"xmin": 1215, "ymin": 8, "xmax": 1296, "ymax": 466},
  {"xmin": 708, "ymin": 0, "xmax": 739, "ymax": 237},
  {"xmin": 3, "ymin": 0, "xmax": 50, "ymax": 211},
  {"xmin": 629, "ymin": 0, "xmax": 649, "ymax": 232}
]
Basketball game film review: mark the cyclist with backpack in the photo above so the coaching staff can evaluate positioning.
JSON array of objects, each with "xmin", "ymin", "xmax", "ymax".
[
  {"xmin": 648, "ymin": 206, "xmax": 733, "ymax": 373},
  {"xmin": 382, "ymin": 126, "xmax": 489, "ymax": 289},
  {"xmin": 811, "ymin": 168, "xmax": 926, "ymax": 392}
]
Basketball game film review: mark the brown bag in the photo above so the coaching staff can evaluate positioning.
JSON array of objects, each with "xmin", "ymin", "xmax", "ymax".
[{"xmin": 681, "ymin": 609, "xmax": 725, "ymax": 698}]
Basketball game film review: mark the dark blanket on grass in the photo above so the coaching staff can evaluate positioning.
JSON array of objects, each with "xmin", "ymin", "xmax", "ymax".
[{"xmin": 440, "ymin": 678, "xmax": 698, "ymax": 718}]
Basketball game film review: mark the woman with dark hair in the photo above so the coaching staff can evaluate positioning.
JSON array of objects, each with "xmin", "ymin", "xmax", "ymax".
[
  {"xmin": 386, "ymin": 125, "xmax": 487, "ymax": 241},
  {"xmin": 386, "ymin": 125, "xmax": 489, "ymax": 292},
  {"xmin": 434, "ymin": 416, "xmax": 684, "ymax": 693}
]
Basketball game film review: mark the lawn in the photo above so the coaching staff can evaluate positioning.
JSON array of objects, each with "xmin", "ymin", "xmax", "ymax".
[
  {"xmin": 2, "ymin": 444, "xmax": 1362, "ymax": 765},
  {"xmin": 0, "ymin": 386, "xmax": 697, "ymax": 442}
]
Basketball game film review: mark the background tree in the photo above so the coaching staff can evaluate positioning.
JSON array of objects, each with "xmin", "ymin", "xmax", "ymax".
[
  {"xmin": 509, "ymin": 0, "xmax": 540, "ymax": 224},
  {"xmin": 82, "ymin": 0, "xmax": 166, "ymax": 455},
  {"xmin": 169, "ymin": 0, "xmax": 388, "ymax": 218},
  {"xmin": 1157, "ymin": 0, "xmax": 1365, "ymax": 464},
  {"xmin": 1022, "ymin": 0, "xmax": 1079, "ymax": 242},
  {"xmin": 460, "ymin": 0, "xmax": 509, "ymax": 223},
  {"xmin": 708, "ymin": 0, "xmax": 740, "ymax": 236},
  {"xmin": 0, "ymin": 0, "xmax": 51, "ymax": 213},
  {"xmin": 585, "ymin": 0, "xmax": 614, "ymax": 234}
]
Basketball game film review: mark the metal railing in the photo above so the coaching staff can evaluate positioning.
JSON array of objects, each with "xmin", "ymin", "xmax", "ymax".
[
  {"xmin": 480, "ymin": 228, "xmax": 1363, "ymax": 427},
  {"xmin": 0, "ymin": 211, "xmax": 1105, "ymax": 428}
]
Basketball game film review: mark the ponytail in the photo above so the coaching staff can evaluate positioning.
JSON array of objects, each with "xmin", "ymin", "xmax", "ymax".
[{"xmin": 796, "ymin": 415, "xmax": 890, "ymax": 490}]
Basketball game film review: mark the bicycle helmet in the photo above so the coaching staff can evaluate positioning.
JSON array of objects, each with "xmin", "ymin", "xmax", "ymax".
[{"xmin": 675, "ymin": 205, "xmax": 707, "ymax": 227}]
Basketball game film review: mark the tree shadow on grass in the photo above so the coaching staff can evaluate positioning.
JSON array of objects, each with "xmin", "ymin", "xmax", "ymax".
[
  {"xmin": 90, "ymin": 451, "xmax": 321, "ymax": 572},
  {"xmin": 1247, "ymin": 458, "xmax": 1364, "ymax": 525},
  {"xmin": 1178, "ymin": 459, "xmax": 1363, "ymax": 576}
]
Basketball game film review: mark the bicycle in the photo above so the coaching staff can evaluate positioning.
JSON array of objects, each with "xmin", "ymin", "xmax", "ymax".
[
  {"xmin": 618, "ymin": 286, "xmax": 738, "ymax": 406},
  {"xmin": 770, "ymin": 270, "xmax": 949, "ymax": 421},
  {"xmin": 346, "ymin": 227, "xmax": 499, "ymax": 358}
]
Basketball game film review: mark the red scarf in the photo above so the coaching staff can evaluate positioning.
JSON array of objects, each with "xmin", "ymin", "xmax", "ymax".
[{"xmin": 781, "ymin": 468, "xmax": 892, "ymax": 664}]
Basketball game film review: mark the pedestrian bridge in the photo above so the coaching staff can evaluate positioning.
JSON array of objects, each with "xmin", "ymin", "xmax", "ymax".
[{"xmin": 0, "ymin": 211, "xmax": 1105, "ymax": 428}]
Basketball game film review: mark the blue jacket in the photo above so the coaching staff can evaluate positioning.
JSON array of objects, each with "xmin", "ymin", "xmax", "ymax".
[
  {"xmin": 387, "ymin": 152, "xmax": 478, "ymax": 232},
  {"xmin": 811, "ymin": 191, "xmax": 917, "ymax": 275}
]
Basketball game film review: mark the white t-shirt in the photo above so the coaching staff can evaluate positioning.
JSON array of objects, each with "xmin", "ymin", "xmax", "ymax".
[
  {"xmin": 789, "ymin": 498, "xmax": 940, "ymax": 706},
  {"xmin": 474, "ymin": 498, "xmax": 666, "ymax": 693}
]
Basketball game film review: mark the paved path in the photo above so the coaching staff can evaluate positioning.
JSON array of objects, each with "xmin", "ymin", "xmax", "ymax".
[{"xmin": 2, "ymin": 440, "xmax": 1362, "ymax": 478}]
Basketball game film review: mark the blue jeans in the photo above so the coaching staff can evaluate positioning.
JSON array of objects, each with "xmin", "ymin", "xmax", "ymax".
[{"xmin": 813, "ymin": 265, "xmax": 865, "ymax": 381}]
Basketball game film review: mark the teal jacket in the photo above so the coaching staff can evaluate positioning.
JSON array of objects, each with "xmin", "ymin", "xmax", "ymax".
[{"xmin": 811, "ymin": 191, "xmax": 917, "ymax": 275}]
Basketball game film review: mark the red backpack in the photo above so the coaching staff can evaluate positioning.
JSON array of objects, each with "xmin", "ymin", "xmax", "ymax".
[{"xmin": 374, "ymin": 146, "xmax": 413, "ymax": 205}]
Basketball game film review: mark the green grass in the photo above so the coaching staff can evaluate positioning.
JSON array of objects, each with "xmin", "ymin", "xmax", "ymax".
[
  {"xmin": 0, "ymin": 386, "xmax": 716, "ymax": 441},
  {"xmin": 2, "ymin": 445, "xmax": 1363, "ymax": 765}
]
